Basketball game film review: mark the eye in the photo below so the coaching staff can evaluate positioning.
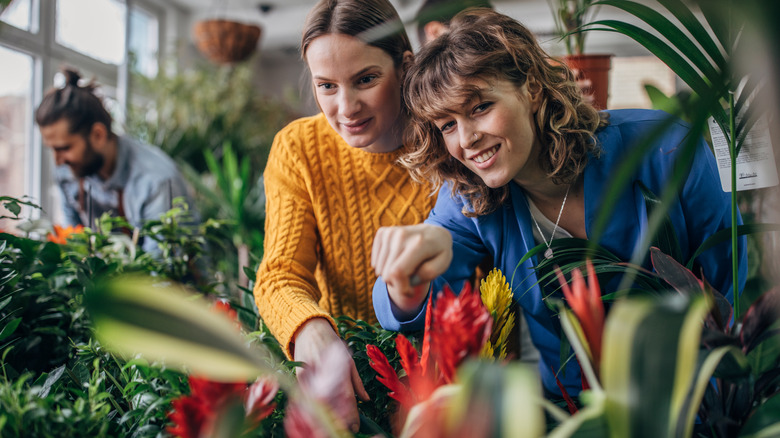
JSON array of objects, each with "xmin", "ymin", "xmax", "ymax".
[
  {"xmin": 473, "ymin": 102, "xmax": 492, "ymax": 114},
  {"xmin": 437, "ymin": 120, "xmax": 456, "ymax": 133},
  {"xmin": 357, "ymin": 74, "xmax": 378, "ymax": 86},
  {"xmin": 316, "ymin": 82, "xmax": 336, "ymax": 92}
]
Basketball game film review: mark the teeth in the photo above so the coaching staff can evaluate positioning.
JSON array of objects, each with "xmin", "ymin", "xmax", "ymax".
[{"xmin": 474, "ymin": 146, "xmax": 498, "ymax": 164}]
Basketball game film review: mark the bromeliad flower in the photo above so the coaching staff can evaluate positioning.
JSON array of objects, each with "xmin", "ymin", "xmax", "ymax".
[
  {"xmin": 47, "ymin": 224, "xmax": 84, "ymax": 244},
  {"xmin": 167, "ymin": 375, "xmax": 279, "ymax": 438},
  {"xmin": 429, "ymin": 282, "xmax": 493, "ymax": 383},
  {"xmin": 478, "ymin": 268, "xmax": 516, "ymax": 360},
  {"xmin": 555, "ymin": 260, "xmax": 605, "ymax": 373},
  {"xmin": 367, "ymin": 282, "xmax": 492, "ymax": 429}
]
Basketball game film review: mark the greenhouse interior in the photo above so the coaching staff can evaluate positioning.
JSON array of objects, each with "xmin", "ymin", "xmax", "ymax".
[{"xmin": 1, "ymin": 0, "xmax": 779, "ymax": 437}]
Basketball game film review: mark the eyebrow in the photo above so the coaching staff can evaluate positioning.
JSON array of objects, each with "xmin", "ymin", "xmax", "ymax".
[{"xmin": 312, "ymin": 65, "xmax": 383, "ymax": 82}]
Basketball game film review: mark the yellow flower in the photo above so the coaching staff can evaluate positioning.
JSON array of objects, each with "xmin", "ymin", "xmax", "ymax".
[{"xmin": 479, "ymin": 268, "xmax": 516, "ymax": 360}]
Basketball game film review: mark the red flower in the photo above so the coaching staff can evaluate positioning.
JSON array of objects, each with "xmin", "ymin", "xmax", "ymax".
[
  {"xmin": 47, "ymin": 224, "xmax": 84, "ymax": 244},
  {"xmin": 167, "ymin": 375, "xmax": 278, "ymax": 438},
  {"xmin": 212, "ymin": 299, "xmax": 241, "ymax": 331},
  {"xmin": 245, "ymin": 377, "xmax": 279, "ymax": 425},
  {"xmin": 556, "ymin": 260, "xmax": 605, "ymax": 373},
  {"xmin": 367, "ymin": 282, "xmax": 492, "ymax": 428},
  {"xmin": 428, "ymin": 283, "xmax": 493, "ymax": 383}
]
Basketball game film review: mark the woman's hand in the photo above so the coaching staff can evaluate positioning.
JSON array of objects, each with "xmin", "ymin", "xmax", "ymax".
[
  {"xmin": 372, "ymin": 224, "xmax": 453, "ymax": 317},
  {"xmin": 292, "ymin": 318, "xmax": 369, "ymax": 433}
]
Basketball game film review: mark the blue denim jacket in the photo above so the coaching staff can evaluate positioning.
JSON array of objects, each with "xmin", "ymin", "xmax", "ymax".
[{"xmin": 56, "ymin": 135, "xmax": 197, "ymax": 254}]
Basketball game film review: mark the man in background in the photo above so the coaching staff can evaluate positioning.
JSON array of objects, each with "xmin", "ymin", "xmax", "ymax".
[
  {"xmin": 35, "ymin": 67, "xmax": 197, "ymax": 254},
  {"xmin": 414, "ymin": 0, "xmax": 493, "ymax": 46}
]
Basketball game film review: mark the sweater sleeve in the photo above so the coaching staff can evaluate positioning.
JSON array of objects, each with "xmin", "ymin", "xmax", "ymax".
[{"xmin": 253, "ymin": 124, "xmax": 337, "ymax": 359}]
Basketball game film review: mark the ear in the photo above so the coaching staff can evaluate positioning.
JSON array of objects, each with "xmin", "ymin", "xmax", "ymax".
[
  {"xmin": 424, "ymin": 21, "xmax": 448, "ymax": 42},
  {"xmin": 89, "ymin": 122, "xmax": 109, "ymax": 148},
  {"xmin": 526, "ymin": 76, "xmax": 543, "ymax": 113},
  {"xmin": 400, "ymin": 50, "xmax": 414, "ymax": 75}
]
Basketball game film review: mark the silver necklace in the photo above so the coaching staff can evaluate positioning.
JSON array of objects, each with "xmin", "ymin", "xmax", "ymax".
[{"xmin": 529, "ymin": 185, "xmax": 571, "ymax": 260}]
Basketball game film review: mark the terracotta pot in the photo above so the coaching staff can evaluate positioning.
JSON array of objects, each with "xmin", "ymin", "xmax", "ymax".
[
  {"xmin": 563, "ymin": 54, "xmax": 613, "ymax": 109},
  {"xmin": 192, "ymin": 19, "xmax": 261, "ymax": 65}
]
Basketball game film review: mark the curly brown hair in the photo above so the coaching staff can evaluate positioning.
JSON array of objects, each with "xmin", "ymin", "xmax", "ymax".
[{"xmin": 401, "ymin": 8, "xmax": 604, "ymax": 217}]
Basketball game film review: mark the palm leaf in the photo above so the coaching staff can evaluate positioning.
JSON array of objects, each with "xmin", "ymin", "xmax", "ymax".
[
  {"xmin": 656, "ymin": 0, "xmax": 727, "ymax": 70},
  {"xmin": 85, "ymin": 275, "xmax": 277, "ymax": 383},
  {"xmin": 593, "ymin": 1, "xmax": 723, "ymax": 85},
  {"xmin": 584, "ymin": 21, "xmax": 711, "ymax": 98}
]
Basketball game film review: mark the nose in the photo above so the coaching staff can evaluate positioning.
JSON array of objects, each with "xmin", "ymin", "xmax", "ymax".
[
  {"xmin": 458, "ymin": 123, "xmax": 481, "ymax": 149},
  {"xmin": 53, "ymin": 151, "xmax": 65, "ymax": 166},
  {"xmin": 338, "ymin": 88, "xmax": 361, "ymax": 119}
]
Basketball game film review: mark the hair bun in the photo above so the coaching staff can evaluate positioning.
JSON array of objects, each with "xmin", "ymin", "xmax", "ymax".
[{"xmin": 62, "ymin": 68, "xmax": 81, "ymax": 87}]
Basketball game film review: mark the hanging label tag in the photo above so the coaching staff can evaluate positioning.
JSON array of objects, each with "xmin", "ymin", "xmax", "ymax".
[{"xmin": 709, "ymin": 115, "xmax": 778, "ymax": 192}]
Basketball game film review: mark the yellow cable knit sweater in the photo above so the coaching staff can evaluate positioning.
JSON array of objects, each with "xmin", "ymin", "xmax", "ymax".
[{"xmin": 253, "ymin": 113, "xmax": 436, "ymax": 358}]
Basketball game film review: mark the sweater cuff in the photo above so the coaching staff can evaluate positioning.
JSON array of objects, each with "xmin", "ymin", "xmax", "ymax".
[{"xmin": 278, "ymin": 303, "xmax": 337, "ymax": 360}]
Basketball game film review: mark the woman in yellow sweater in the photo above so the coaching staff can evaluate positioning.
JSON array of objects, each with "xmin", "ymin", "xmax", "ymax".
[{"xmin": 252, "ymin": 0, "xmax": 436, "ymax": 431}]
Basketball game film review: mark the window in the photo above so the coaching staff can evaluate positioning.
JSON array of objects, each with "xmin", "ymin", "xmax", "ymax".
[
  {"xmin": 0, "ymin": 45, "xmax": 34, "ymax": 230},
  {"xmin": 0, "ymin": 0, "xmax": 35, "ymax": 32},
  {"xmin": 56, "ymin": 0, "xmax": 127, "ymax": 65},
  {"xmin": 129, "ymin": 6, "xmax": 159, "ymax": 77}
]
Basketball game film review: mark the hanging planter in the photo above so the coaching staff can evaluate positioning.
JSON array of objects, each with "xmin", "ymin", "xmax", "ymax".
[{"xmin": 192, "ymin": 19, "xmax": 261, "ymax": 65}]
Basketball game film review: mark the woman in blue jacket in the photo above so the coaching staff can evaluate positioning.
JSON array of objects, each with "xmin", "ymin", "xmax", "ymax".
[{"xmin": 371, "ymin": 8, "xmax": 746, "ymax": 397}]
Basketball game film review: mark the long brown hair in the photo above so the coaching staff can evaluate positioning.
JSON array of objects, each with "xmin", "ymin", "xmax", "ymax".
[
  {"xmin": 35, "ymin": 67, "xmax": 115, "ymax": 139},
  {"xmin": 402, "ymin": 9, "xmax": 603, "ymax": 217}
]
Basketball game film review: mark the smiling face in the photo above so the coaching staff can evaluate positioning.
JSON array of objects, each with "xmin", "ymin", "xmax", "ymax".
[
  {"xmin": 305, "ymin": 33, "xmax": 409, "ymax": 154},
  {"xmin": 40, "ymin": 119, "xmax": 105, "ymax": 178},
  {"xmin": 432, "ymin": 77, "xmax": 544, "ymax": 189}
]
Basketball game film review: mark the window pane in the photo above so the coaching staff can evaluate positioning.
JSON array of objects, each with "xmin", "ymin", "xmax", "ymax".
[
  {"xmin": 0, "ymin": 46, "xmax": 33, "ymax": 231},
  {"xmin": 129, "ymin": 6, "xmax": 158, "ymax": 77},
  {"xmin": 56, "ymin": 0, "xmax": 126, "ymax": 65},
  {"xmin": 0, "ymin": 0, "xmax": 32, "ymax": 31}
]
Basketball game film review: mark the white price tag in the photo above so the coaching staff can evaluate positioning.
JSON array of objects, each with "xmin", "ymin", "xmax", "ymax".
[{"xmin": 709, "ymin": 115, "xmax": 778, "ymax": 192}]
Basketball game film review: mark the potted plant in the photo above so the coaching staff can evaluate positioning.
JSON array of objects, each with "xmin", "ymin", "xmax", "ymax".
[{"xmin": 548, "ymin": 0, "xmax": 612, "ymax": 109}]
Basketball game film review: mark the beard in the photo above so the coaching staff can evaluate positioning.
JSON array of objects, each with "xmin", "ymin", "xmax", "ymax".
[{"xmin": 70, "ymin": 138, "xmax": 104, "ymax": 178}]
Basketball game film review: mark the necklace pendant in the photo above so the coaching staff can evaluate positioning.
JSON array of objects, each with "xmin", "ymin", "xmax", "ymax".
[{"xmin": 544, "ymin": 247, "xmax": 554, "ymax": 260}]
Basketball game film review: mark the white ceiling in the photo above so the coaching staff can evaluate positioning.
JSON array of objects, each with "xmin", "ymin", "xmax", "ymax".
[
  {"xmin": 168, "ymin": 0, "xmax": 572, "ymax": 55},
  {"xmin": 168, "ymin": 0, "xmax": 648, "ymax": 58}
]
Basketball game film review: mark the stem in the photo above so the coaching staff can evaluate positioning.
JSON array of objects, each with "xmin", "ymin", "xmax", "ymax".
[{"xmin": 729, "ymin": 92, "xmax": 739, "ymax": 319}]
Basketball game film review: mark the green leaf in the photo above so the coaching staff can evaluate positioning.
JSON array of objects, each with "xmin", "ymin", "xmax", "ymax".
[
  {"xmin": 679, "ymin": 345, "xmax": 745, "ymax": 438},
  {"xmin": 656, "ymin": 0, "xmax": 727, "ymax": 71},
  {"xmin": 4, "ymin": 200, "xmax": 21, "ymax": 217},
  {"xmin": 84, "ymin": 275, "xmax": 276, "ymax": 382},
  {"xmin": 739, "ymin": 393, "xmax": 780, "ymax": 438},
  {"xmin": 747, "ymin": 333, "xmax": 780, "ymax": 375},
  {"xmin": 548, "ymin": 390, "xmax": 609, "ymax": 438},
  {"xmin": 601, "ymin": 295, "xmax": 710, "ymax": 438},
  {"xmin": 0, "ymin": 317, "xmax": 21, "ymax": 342},
  {"xmin": 39, "ymin": 365, "xmax": 67, "ymax": 398},
  {"xmin": 594, "ymin": 0, "xmax": 722, "ymax": 86},
  {"xmin": 584, "ymin": 21, "xmax": 711, "ymax": 99}
]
